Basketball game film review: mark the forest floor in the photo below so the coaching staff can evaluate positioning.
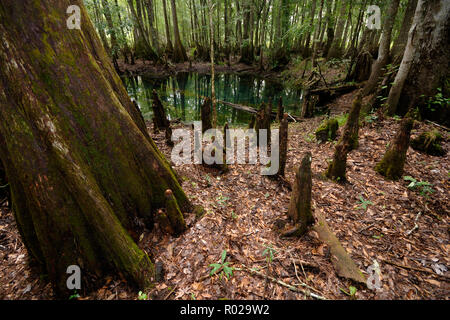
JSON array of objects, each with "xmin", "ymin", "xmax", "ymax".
[{"xmin": 0, "ymin": 90, "xmax": 448, "ymax": 300}]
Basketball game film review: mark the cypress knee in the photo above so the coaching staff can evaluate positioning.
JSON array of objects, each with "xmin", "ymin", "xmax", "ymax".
[
  {"xmin": 157, "ymin": 209, "xmax": 174, "ymax": 235},
  {"xmin": 165, "ymin": 189, "xmax": 187, "ymax": 235},
  {"xmin": 325, "ymin": 95, "xmax": 362, "ymax": 182},
  {"xmin": 248, "ymin": 115, "xmax": 256, "ymax": 129},
  {"xmin": 278, "ymin": 114, "xmax": 289, "ymax": 177},
  {"xmin": 201, "ymin": 97, "xmax": 212, "ymax": 133},
  {"xmin": 152, "ymin": 90, "xmax": 169, "ymax": 130},
  {"xmin": 375, "ymin": 118, "xmax": 414, "ymax": 180},
  {"xmin": 285, "ymin": 152, "xmax": 314, "ymax": 237},
  {"xmin": 276, "ymin": 97, "xmax": 284, "ymax": 123}
]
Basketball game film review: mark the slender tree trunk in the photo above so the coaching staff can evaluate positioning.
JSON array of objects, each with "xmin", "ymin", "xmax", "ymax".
[
  {"xmin": 362, "ymin": 0, "xmax": 400, "ymax": 97},
  {"xmin": 0, "ymin": 0, "xmax": 191, "ymax": 296},
  {"xmin": 208, "ymin": 0, "xmax": 217, "ymax": 127},
  {"xmin": 392, "ymin": 0, "xmax": 418, "ymax": 59},
  {"xmin": 162, "ymin": 0, "xmax": 174, "ymax": 54},
  {"xmin": 170, "ymin": 0, "xmax": 188, "ymax": 62}
]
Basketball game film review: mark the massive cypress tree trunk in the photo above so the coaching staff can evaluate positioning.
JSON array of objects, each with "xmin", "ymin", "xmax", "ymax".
[
  {"xmin": 390, "ymin": 0, "xmax": 450, "ymax": 121},
  {"xmin": 0, "ymin": 0, "xmax": 191, "ymax": 296}
]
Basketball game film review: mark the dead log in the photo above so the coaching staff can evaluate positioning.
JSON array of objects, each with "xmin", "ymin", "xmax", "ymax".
[
  {"xmin": 313, "ymin": 210, "xmax": 366, "ymax": 284},
  {"xmin": 375, "ymin": 118, "xmax": 414, "ymax": 180},
  {"xmin": 216, "ymin": 100, "xmax": 302, "ymax": 122},
  {"xmin": 284, "ymin": 152, "xmax": 314, "ymax": 237}
]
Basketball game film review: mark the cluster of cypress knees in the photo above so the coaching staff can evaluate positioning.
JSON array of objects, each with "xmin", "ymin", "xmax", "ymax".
[{"xmin": 148, "ymin": 89, "xmax": 445, "ymax": 238}]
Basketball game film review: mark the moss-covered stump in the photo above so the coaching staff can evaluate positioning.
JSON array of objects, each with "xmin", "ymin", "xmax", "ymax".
[
  {"xmin": 375, "ymin": 118, "xmax": 414, "ymax": 180},
  {"xmin": 344, "ymin": 94, "xmax": 363, "ymax": 151},
  {"xmin": 325, "ymin": 94, "xmax": 363, "ymax": 182},
  {"xmin": 315, "ymin": 118, "xmax": 339, "ymax": 143},
  {"xmin": 165, "ymin": 189, "xmax": 187, "ymax": 236},
  {"xmin": 284, "ymin": 152, "xmax": 314, "ymax": 237},
  {"xmin": 411, "ymin": 130, "xmax": 446, "ymax": 156}
]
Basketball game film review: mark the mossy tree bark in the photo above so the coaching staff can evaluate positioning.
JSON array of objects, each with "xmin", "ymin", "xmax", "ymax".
[
  {"xmin": 387, "ymin": 0, "xmax": 450, "ymax": 120},
  {"xmin": 0, "ymin": 0, "xmax": 191, "ymax": 296},
  {"xmin": 326, "ymin": 94, "xmax": 362, "ymax": 182},
  {"xmin": 285, "ymin": 152, "xmax": 314, "ymax": 237},
  {"xmin": 375, "ymin": 118, "xmax": 414, "ymax": 180}
]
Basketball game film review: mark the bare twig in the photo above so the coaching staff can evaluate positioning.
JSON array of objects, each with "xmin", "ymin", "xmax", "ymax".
[
  {"xmin": 235, "ymin": 266, "xmax": 326, "ymax": 300},
  {"xmin": 406, "ymin": 212, "xmax": 421, "ymax": 236}
]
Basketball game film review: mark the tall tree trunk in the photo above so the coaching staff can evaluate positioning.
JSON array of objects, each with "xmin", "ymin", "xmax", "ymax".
[
  {"xmin": 391, "ymin": 0, "xmax": 450, "ymax": 120},
  {"xmin": 127, "ymin": 0, "xmax": 158, "ymax": 60},
  {"xmin": 0, "ymin": 0, "xmax": 191, "ymax": 296},
  {"xmin": 162, "ymin": 0, "xmax": 174, "ymax": 55},
  {"xmin": 170, "ymin": 0, "xmax": 188, "ymax": 62},
  {"xmin": 392, "ymin": 0, "xmax": 418, "ymax": 60},
  {"xmin": 362, "ymin": 0, "xmax": 400, "ymax": 97},
  {"xmin": 208, "ymin": 0, "xmax": 217, "ymax": 127},
  {"xmin": 145, "ymin": 0, "xmax": 160, "ymax": 54}
]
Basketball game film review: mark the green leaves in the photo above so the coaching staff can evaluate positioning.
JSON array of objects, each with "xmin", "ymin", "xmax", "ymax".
[
  {"xmin": 357, "ymin": 195, "xmax": 373, "ymax": 211},
  {"xmin": 403, "ymin": 176, "xmax": 434, "ymax": 197},
  {"xmin": 138, "ymin": 291, "xmax": 148, "ymax": 300},
  {"xmin": 209, "ymin": 250, "xmax": 234, "ymax": 280},
  {"xmin": 262, "ymin": 245, "xmax": 277, "ymax": 264}
]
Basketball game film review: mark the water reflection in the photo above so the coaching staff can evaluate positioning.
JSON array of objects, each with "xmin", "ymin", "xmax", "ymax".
[{"xmin": 122, "ymin": 72, "xmax": 303, "ymax": 126}]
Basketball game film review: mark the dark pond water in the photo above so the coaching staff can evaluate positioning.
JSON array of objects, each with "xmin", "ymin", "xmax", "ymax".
[{"xmin": 122, "ymin": 72, "xmax": 303, "ymax": 126}]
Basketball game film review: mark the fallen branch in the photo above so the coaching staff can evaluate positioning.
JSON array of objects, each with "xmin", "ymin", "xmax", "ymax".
[
  {"xmin": 405, "ymin": 212, "xmax": 421, "ymax": 236},
  {"xmin": 217, "ymin": 100, "xmax": 302, "ymax": 122},
  {"xmin": 380, "ymin": 258, "xmax": 450, "ymax": 281},
  {"xmin": 235, "ymin": 266, "xmax": 327, "ymax": 300}
]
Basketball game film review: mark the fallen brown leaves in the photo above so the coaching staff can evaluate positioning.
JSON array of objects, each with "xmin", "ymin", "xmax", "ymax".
[{"xmin": 0, "ymin": 110, "xmax": 448, "ymax": 300}]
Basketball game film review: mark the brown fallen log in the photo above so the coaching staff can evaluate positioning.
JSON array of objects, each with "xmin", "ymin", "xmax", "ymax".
[{"xmin": 217, "ymin": 100, "xmax": 302, "ymax": 122}]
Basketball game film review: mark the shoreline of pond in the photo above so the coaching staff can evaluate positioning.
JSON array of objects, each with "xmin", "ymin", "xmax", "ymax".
[{"xmin": 117, "ymin": 58, "xmax": 286, "ymax": 84}]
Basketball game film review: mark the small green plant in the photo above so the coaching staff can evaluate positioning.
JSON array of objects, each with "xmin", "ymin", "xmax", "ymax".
[
  {"xmin": 340, "ymin": 286, "xmax": 357, "ymax": 299},
  {"xmin": 205, "ymin": 174, "xmax": 212, "ymax": 187},
  {"xmin": 304, "ymin": 133, "xmax": 316, "ymax": 142},
  {"xmin": 231, "ymin": 210, "xmax": 238, "ymax": 220},
  {"xmin": 423, "ymin": 88, "xmax": 450, "ymax": 112},
  {"xmin": 69, "ymin": 290, "xmax": 80, "ymax": 300},
  {"xmin": 262, "ymin": 245, "xmax": 277, "ymax": 264},
  {"xmin": 364, "ymin": 114, "xmax": 378, "ymax": 124},
  {"xmin": 209, "ymin": 250, "xmax": 234, "ymax": 280},
  {"xmin": 335, "ymin": 113, "xmax": 349, "ymax": 127},
  {"xmin": 216, "ymin": 194, "xmax": 230, "ymax": 208},
  {"xmin": 190, "ymin": 293, "xmax": 196, "ymax": 300},
  {"xmin": 403, "ymin": 176, "xmax": 434, "ymax": 197},
  {"xmin": 138, "ymin": 291, "xmax": 148, "ymax": 300},
  {"xmin": 357, "ymin": 195, "xmax": 373, "ymax": 211}
]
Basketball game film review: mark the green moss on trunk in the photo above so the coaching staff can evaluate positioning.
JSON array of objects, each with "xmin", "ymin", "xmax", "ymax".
[{"xmin": 375, "ymin": 118, "xmax": 414, "ymax": 180}]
